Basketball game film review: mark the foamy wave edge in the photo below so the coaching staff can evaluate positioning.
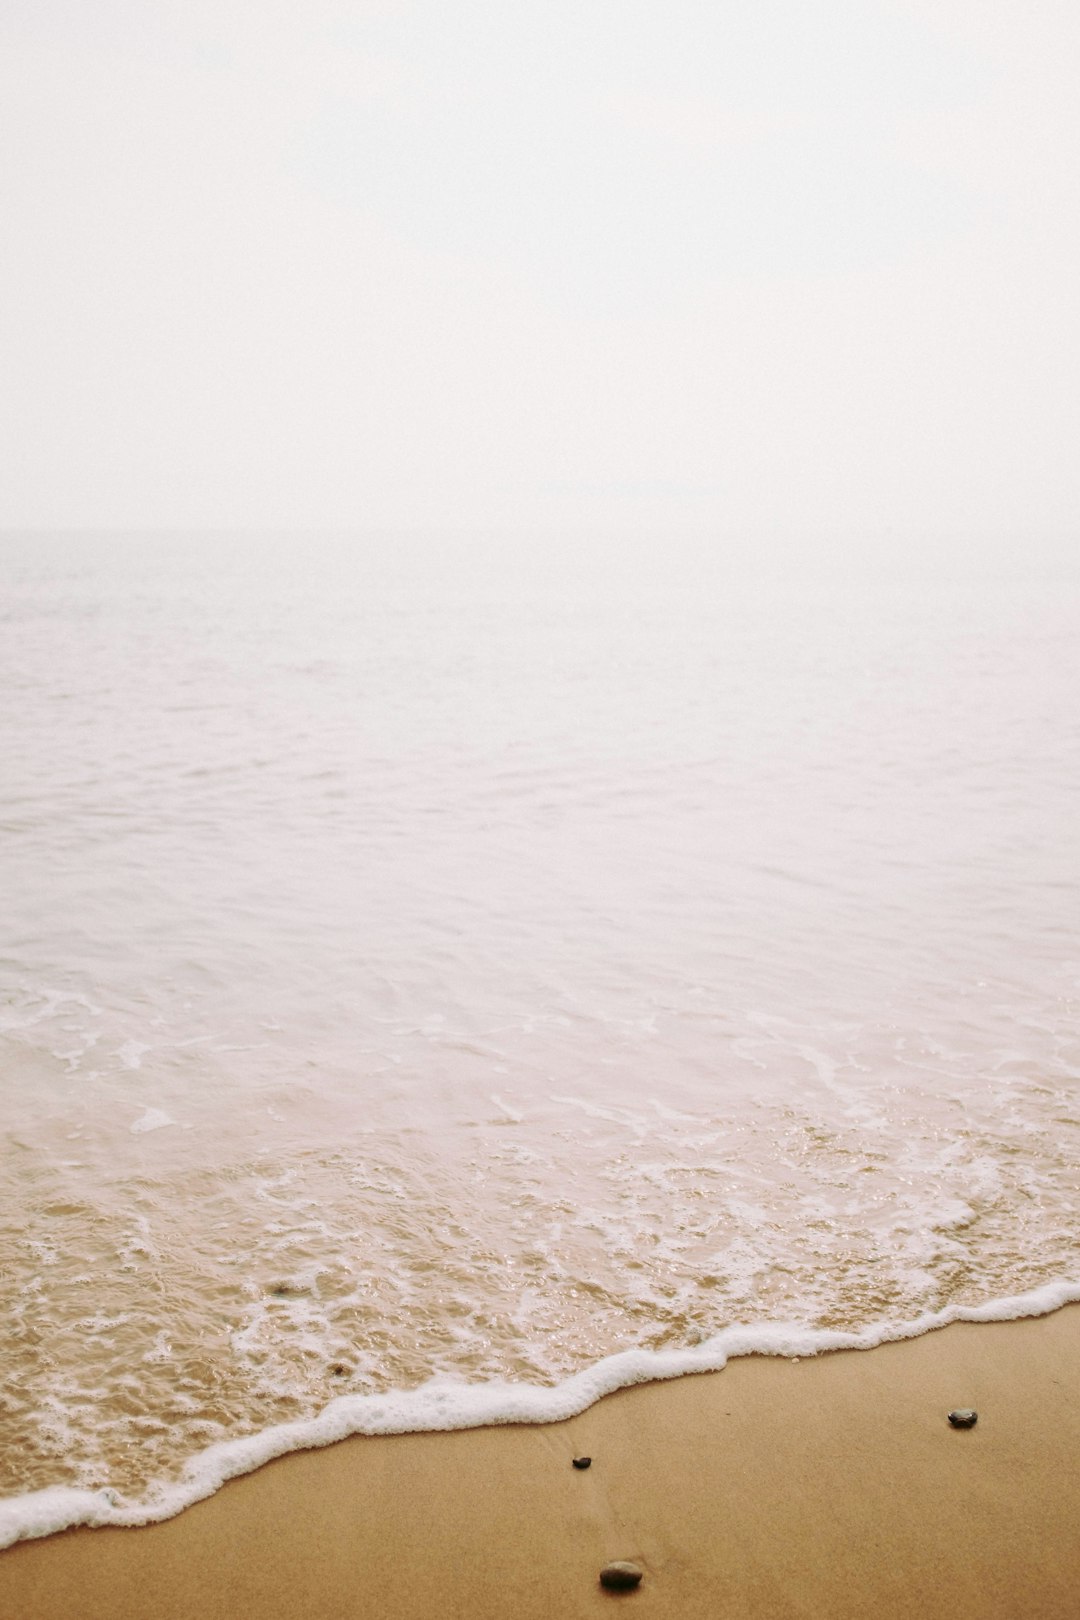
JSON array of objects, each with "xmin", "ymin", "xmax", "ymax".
[{"xmin": 5, "ymin": 1276, "xmax": 1080, "ymax": 1550}]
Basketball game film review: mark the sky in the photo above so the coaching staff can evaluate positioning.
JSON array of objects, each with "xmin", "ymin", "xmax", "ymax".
[{"xmin": 1, "ymin": 0, "xmax": 1078, "ymax": 545}]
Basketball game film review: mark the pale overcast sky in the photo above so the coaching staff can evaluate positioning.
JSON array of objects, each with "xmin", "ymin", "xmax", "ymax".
[{"xmin": 2, "ymin": 1, "xmax": 1077, "ymax": 544}]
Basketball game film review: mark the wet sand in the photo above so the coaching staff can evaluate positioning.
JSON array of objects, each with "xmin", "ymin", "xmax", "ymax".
[{"xmin": 3, "ymin": 1304, "xmax": 1080, "ymax": 1619}]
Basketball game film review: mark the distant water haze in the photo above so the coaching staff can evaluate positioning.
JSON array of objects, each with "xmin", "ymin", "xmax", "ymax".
[{"xmin": 2, "ymin": 533, "xmax": 1078, "ymax": 1529}]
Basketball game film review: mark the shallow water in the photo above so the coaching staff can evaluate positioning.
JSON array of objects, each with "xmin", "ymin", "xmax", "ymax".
[{"xmin": 2, "ymin": 533, "xmax": 1079, "ymax": 1535}]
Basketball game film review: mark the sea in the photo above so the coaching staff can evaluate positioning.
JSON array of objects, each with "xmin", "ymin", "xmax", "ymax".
[{"xmin": 2, "ymin": 530, "xmax": 1079, "ymax": 1545}]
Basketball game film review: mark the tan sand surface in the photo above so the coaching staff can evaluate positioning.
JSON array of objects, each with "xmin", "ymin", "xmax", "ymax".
[{"xmin": 3, "ymin": 1305, "xmax": 1080, "ymax": 1619}]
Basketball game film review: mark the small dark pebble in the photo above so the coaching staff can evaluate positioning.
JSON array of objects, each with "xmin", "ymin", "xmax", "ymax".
[
  {"xmin": 329, "ymin": 1363, "xmax": 348, "ymax": 1377},
  {"xmin": 572, "ymin": 1456, "xmax": 592, "ymax": 1470},
  {"xmin": 599, "ymin": 1561, "xmax": 643, "ymax": 1592},
  {"xmin": 948, "ymin": 1409, "xmax": 978, "ymax": 1429}
]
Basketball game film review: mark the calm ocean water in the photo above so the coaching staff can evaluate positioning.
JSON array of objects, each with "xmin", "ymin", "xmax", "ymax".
[{"xmin": 2, "ymin": 532, "xmax": 1079, "ymax": 1540}]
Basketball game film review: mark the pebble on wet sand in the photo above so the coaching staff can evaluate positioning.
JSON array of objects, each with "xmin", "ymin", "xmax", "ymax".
[
  {"xmin": 948, "ymin": 1409, "xmax": 978, "ymax": 1428},
  {"xmin": 572, "ymin": 1456, "xmax": 592, "ymax": 1469},
  {"xmin": 599, "ymin": 1561, "xmax": 643, "ymax": 1591}
]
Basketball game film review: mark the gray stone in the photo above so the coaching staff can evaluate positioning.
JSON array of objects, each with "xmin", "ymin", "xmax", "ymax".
[
  {"xmin": 599, "ymin": 1561, "xmax": 643, "ymax": 1591},
  {"xmin": 947, "ymin": 1408, "xmax": 978, "ymax": 1428}
]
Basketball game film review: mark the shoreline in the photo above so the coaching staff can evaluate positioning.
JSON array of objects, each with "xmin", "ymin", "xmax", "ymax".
[
  {"xmin": 4, "ymin": 1304, "xmax": 1080, "ymax": 1617},
  {"xmin": 5, "ymin": 1276, "xmax": 1080, "ymax": 1548}
]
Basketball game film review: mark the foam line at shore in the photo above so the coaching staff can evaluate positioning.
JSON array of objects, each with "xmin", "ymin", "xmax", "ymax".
[{"xmin": 4, "ymin": 1276, "xmax": 1080, "ymax": 1551}]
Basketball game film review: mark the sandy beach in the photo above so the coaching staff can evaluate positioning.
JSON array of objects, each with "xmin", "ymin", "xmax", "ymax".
[{"xmin": 3, "ymin": 1303, "xmax": 1079, "ymax": 1619}]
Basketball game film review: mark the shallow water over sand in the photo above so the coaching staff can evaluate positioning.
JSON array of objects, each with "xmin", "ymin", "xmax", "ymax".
[{"xmin": 2, "ymin": 533, "xmax": 1079, "ymax": 1509}]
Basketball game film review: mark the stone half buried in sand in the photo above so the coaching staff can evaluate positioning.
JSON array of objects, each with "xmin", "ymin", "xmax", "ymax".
[{"xmin": 599, "ymin": 1560, "xmax": 644, "ymax": 1591}]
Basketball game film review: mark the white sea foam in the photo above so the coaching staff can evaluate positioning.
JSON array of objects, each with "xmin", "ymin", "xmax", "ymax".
[
  {"xmin": 490, "ymin": 1093, "xmax": 524, "ymax": 1122},
  {"xmin": 129, "ymin": 1107, "xmax": 176, "ymax": 1134},
  {"xmin": 2, "ymin": 1280, "xmax": 1078, "ymax": 1551},
  {"xmin": 116, "ymin": 1040, "xmax": 152, "ymax": 1071}
]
